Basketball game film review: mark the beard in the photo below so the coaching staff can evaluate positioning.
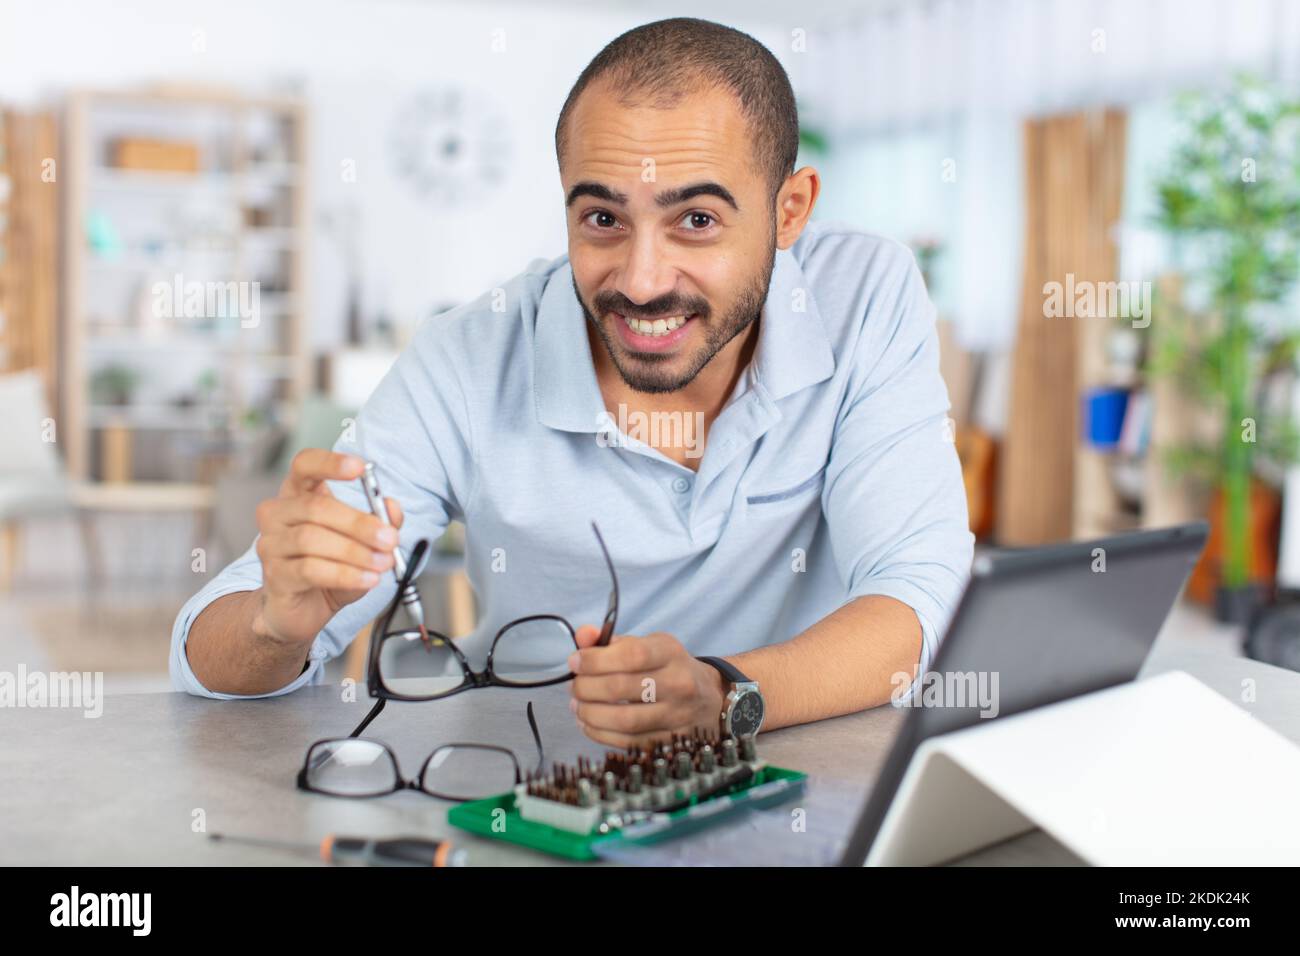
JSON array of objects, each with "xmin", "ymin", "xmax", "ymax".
[{"xmin": 572, "ymin": 242, "xmax": 776, "ymax": 395}]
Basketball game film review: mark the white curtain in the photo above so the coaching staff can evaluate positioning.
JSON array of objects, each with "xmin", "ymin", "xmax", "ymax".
[
  {"xmin": 792, "ymin": 0, "xmax": 1300, "ymax": 351},
  {"xmin": 800, "ymin": 0, "xmax": 1300, "ymax": 133}
]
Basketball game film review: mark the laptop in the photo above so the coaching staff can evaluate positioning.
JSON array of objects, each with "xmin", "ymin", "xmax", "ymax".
[{"xmin": 837, "ymin": 521, "xmax": 1209, "ymax": 866}]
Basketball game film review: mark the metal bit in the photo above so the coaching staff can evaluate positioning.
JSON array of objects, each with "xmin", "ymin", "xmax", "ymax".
[
  {"xmin": 652, "ymin": 757, "xmax": 669, "ymax": 787},
  {"xmin": 721, "ymin": 738, "xmax": 738, "ymax": 767},
  {"xmin": 674, "ymin": 752, "xmax": 692, "ymax": 780},
  {"xmin": 698, "ymin": 744, "xmax": 715, "ymax": 773}
]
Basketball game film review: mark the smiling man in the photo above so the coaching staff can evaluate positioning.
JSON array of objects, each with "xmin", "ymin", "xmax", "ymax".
[{"xmin": 172, "ymin": 18, "xmax": 974, "ymax": 747}]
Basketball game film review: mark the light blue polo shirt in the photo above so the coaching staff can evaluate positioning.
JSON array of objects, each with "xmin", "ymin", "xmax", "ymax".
[{"xmin": 170, "ymin": 222, "xmax": 974, "ymax": 699}]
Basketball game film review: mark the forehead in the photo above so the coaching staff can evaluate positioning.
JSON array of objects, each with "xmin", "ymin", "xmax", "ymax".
[{"xmin": 562, "ymin": 81, "xmax": 759, "ymax": 189}]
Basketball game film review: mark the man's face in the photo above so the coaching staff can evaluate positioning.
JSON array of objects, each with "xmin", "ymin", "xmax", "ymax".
[{"xmin": 560, "ymin": 82, "xmax": 778, "ymax": 394}]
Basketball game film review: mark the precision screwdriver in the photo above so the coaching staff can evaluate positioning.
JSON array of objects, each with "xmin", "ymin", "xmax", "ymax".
[
  {"xmin": 209, "ymin": 832, "xmax": 466, "ymax": 867},
  {"xmin": 359, "ymin": 461, "xmax": 432, "ymax": 648}
]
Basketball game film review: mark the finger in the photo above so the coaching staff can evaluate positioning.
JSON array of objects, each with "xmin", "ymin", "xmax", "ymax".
[
  {"xmin": 572, "ymin": 698, "xmax": 679, "ymax": 735},
  {"xmin": 573, "ymin": 625, "xmax": 603, "ymax": 649},
  {"xmin": 568, "ymin": 633, "xmax": 672, "ymax": 676},
  {"xmin": 260, "ymin": 523, "xmax": 394, "ymax": 573},
  {"xmin": 384, "ymin": 496, "xmax": 404, "ymax": 529},
  {"xmin": 571, "ymin": 671, "xmax": 667, "ymax": 704},
  {"xmin": 283, "ymin": 449, "xmax": 365, "ymax": 495},
  {"xmin": 268, "ymin": 555, "xmax": 380, "ymax": 594},
  {"xmin": 271, "ymin": 494, "xmax": 399, "ymax": 550}
]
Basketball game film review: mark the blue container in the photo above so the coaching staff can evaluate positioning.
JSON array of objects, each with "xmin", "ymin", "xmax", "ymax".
[{"xmin": 1083, "ymin": 388, "xmax": 1129, "ymax": 449}]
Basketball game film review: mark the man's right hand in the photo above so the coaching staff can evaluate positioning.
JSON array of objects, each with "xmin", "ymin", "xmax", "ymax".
[{"xmin": 252, "ymin": 449, "xmax": 404, "ymax": 646}]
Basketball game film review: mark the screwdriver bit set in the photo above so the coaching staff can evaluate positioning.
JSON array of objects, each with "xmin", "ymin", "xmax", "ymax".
[{"xmin": 448, "ymin": 728, "xmax": 807, "ymax": 860}]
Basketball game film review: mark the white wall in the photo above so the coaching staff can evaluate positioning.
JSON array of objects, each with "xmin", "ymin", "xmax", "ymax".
[{"xmin": 0, "ymin": 0, "xmax": 788, "ymax": 350}]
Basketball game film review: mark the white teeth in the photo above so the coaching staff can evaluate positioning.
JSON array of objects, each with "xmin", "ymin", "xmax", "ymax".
[{"xmin": 623, "ymin": 314, "xmax": 688, "ymax": 337}]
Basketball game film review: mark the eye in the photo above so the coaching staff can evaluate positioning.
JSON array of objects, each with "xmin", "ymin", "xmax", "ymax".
[
  {"xmin": 583, "ymin": 210, "xmax": 621, "ymax": 230},
  {"xmin": 680, "ymin": 211, "xmax": 717, "ymax": 231}
]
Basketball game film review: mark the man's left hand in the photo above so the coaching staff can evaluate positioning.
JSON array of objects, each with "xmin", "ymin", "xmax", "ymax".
[{"xmin": 567, "ymin": 627, "xmax": 728, "ymax": 747}]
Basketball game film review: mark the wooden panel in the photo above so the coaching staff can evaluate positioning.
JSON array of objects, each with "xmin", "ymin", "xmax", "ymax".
[
  {"xmin": 997, "ymin": 109, "xmax": 1127, "ymax": 546},
  {"xmin": 0, "ymin": 111, "xmax": 59, "ymax": 404},
  {"xmin": 1073, "ymin": 110, "xmax": 1128, "ymax": 539}
]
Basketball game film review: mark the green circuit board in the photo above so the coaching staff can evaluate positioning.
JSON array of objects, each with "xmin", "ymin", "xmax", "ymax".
[{"xmin": 448, "ymin": 763, "xmax": 807, "ymax": 861}]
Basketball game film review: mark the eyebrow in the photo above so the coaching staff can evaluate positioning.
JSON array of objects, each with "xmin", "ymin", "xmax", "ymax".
[
  {"xmin": 655, "ymin": 182, "xmax": 739, "ymax": 211},
  {"xmin": 565, "ymin": 180, "xmax": 740, "ymax": 212},
  {"xmin": 565, "ymin": 181, "xmax": 628, "ymax": 208}
]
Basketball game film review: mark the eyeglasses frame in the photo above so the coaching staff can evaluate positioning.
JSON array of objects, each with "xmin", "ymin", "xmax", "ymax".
[
  {"xmin": 363, "ymin": 521, "xmax": 619, "ymax": 703},
  {"xmin": 297, "ymin": 699, "xmax": 546, "ymax": 803}
]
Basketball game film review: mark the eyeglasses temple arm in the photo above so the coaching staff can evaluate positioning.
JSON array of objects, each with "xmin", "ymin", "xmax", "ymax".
[
  {"xmin": 525, "ymin": 700, "xmax": 545, "ymax": 773},
  {"xmin": 590, "ymin": 522, "xmax": 618, "ymax": 647},
  {"xmin": 349, "ymin": 697, "xmax": 386, "ymax": 738}
]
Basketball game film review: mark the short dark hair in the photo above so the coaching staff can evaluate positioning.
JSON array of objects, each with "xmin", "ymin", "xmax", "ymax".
[{"xmin": 555, "ymin": 18, "xmax": 799, "ymax": 197}]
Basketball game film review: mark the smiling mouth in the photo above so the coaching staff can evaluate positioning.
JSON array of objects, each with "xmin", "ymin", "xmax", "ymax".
[{"xmin": 618, "ymin": 313, "xmax": 694, "ymax": 337}]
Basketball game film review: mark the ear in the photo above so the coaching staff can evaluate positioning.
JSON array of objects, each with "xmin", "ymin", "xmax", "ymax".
[{"xmin": 774, "ymin": 166, "xmax": 821, "ymax": 250}]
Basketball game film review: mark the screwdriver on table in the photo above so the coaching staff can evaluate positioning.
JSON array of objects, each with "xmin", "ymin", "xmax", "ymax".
[{"xmin": 210, "ymin": 832, "xmax": 467, "ymax": 867}]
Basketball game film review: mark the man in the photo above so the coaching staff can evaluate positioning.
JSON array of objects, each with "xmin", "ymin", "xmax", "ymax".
[{"xmin": 172, "ymin": 17, "xmax": 973, "ymax": 748}]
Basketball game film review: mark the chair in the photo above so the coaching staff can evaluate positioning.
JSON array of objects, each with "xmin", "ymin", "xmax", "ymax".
[{"xmin": 0, "ymin": 370, "xmax": 75, "ymax": 589}]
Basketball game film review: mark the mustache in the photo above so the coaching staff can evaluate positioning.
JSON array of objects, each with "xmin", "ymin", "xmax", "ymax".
[{"xmin": 593, "ymin": 291, "xmax": 710, "ymax": 320}]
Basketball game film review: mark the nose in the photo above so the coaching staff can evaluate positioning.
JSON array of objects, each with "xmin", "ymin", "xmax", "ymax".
[{"xmin": 615, "ymin": 230, "xmax": 676, "ymax": 308}]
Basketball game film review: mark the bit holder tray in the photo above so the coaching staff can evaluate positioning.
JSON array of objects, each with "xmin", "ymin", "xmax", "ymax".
[{"xmin": 448, "ymin": 729, "xmax": 806, "ymax": 860}]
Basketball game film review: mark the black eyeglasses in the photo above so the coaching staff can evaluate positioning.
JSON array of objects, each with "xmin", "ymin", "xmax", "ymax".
[
  {"xmin": 298, "ymin": 701, "xmax": 546, "ymax": 803},
  {"xmin": 365, "ymin": 522, "xmax": 619, "ymax": 702}
]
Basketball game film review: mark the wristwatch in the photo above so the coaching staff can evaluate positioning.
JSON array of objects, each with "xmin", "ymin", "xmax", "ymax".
[{"xmin": 697, "ymin": 656, "xmax": 765, "ymax": 738}]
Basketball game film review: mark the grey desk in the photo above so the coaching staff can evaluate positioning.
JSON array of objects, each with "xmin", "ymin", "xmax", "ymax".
[{"xmin": 3, "ymin": 643, "xmax": 1298, "ymax": 866}]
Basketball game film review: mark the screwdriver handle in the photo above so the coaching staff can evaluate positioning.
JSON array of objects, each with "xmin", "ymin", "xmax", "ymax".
[
  {"xmin": 360, "ymin": 463, "xmax": 408, "ymax": 580},
  {"xmin": 324, "ymin": 835, "xmax": 460, "ymax": 867}
]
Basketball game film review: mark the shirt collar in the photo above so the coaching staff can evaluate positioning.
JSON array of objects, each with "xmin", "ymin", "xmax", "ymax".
[
  {"xmin": 533, "ymin": 263, "xmax": 608, "ymax": 433},
  {"xmin": 752, "ymin": 244, "xmax": 836, "ymax": 401},
  {"xmin": 533, "ymin": 248, "xmax": 835, "ymax": 432}
]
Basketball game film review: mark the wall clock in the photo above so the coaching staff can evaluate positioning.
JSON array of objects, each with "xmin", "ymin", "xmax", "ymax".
[{"xmin": 389, "ymin": 88, "xmax": 512, "ymax": 207}]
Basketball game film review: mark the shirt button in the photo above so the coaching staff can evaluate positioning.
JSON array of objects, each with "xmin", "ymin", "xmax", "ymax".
[{"xmin": 672, "ymin": 477, "xmax": 691, "ymax": 494}]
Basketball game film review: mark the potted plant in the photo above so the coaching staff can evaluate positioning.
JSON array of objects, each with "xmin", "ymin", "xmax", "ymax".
[
  {"xmin": 89, "ymin": 364, "xmax": 139, "ymax": 406},
  {"xmin": 1151, "ymin": 75, "xmax": 1300, "ymax": 623}
]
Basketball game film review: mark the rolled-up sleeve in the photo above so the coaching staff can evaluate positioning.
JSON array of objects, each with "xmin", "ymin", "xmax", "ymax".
[
  {"xmin": 169, "ymin": 319, "xmax": 476, "ymax": 699},
  {"xmin": 168, "ymin": 543, "xmax": 327, "ymax": 699},
  {"xmin": 821, "ymin": 248, "xmax": 974, "ymax": 693}
]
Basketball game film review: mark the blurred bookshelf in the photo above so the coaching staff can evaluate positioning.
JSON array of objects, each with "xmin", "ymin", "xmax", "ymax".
[
  {"xmin": 1073, "ymin": 275, "xmax": 1201, "ymax": 538},
  {"xmin": 61, "ymin": 87, "xmax": 309, "ymax": 502}
]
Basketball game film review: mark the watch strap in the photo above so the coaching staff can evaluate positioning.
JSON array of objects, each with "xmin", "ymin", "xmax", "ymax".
[{"xmin": 697, "ymin": 655, "xmax": 750, "ymax": 686}]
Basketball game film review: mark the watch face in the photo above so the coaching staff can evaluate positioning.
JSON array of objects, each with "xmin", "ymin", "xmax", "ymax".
[{"xmin": 731, "ymin": 689, "xmax": 765, "ymax": 737}]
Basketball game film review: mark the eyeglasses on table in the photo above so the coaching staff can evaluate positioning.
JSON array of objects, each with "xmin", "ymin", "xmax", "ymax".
[{"xmin": 298, "ymin": 700, "xmax": 546, "ymax": 803}]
